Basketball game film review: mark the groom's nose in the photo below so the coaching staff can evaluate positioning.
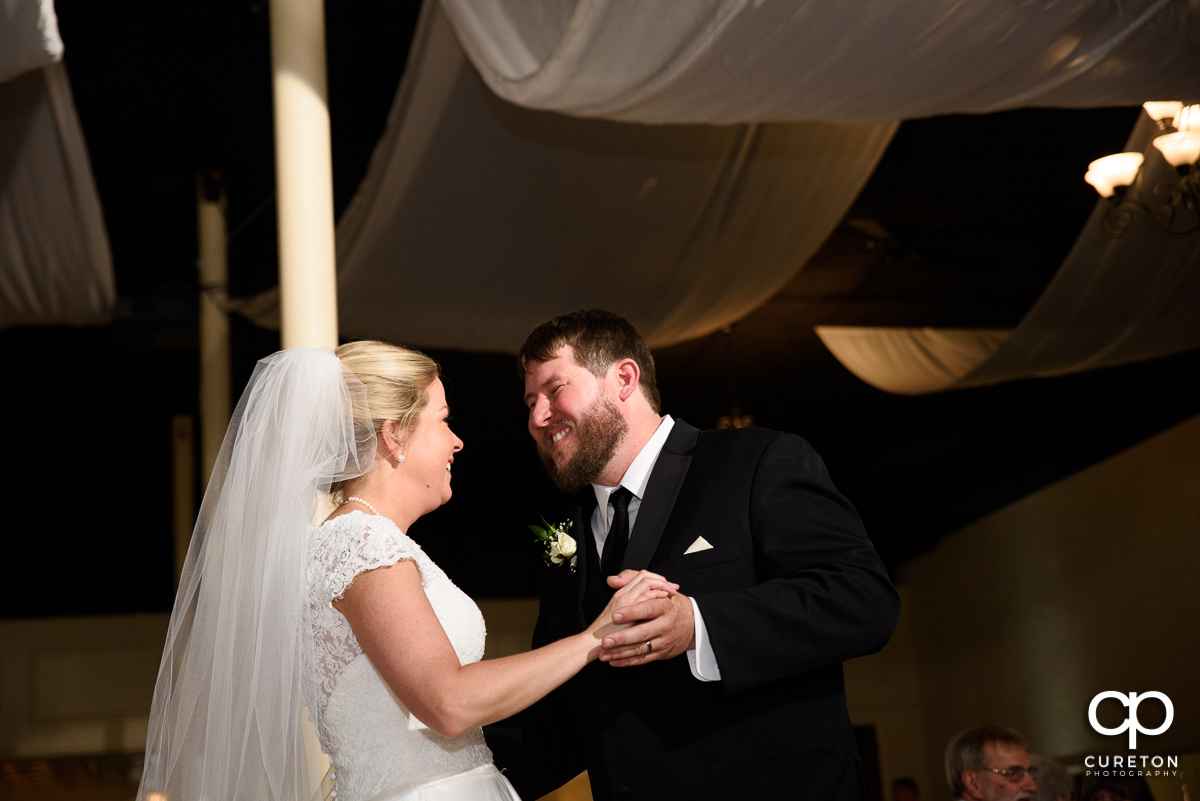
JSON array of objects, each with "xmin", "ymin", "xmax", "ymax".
[{"xmin": 528, "ymin": 396, "xmax": 549, "ymax": 430}]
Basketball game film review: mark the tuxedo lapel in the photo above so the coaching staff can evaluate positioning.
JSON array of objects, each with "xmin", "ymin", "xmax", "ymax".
[
  {"xmin": 621, "ymin": 420, "xmax": 697, "ymax": 570},
  {"xmin": 573, "ymin": 492, "xmax": 598, "ymax": 611}
]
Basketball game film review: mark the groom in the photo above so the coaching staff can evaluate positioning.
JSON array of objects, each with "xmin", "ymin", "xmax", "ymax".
[{"xmin": 487, "ymin": 309, "xmax": 900, "ymax": 801}]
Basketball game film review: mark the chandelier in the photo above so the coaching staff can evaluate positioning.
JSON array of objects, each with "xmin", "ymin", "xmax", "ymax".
[{"xmin": 1084, "ymin": 101, "xmax": 1200, "ymax": 238}]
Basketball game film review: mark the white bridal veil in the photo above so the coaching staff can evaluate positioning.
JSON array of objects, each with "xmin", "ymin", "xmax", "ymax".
[{"xmin": 138, "ymin": 349, "xmax": 377, "ymax": 801}]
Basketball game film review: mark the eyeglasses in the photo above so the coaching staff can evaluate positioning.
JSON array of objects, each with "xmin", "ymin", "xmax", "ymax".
[{"xmin": 982, "ymin": 766, "xmax": 1038, "ymax": 783}]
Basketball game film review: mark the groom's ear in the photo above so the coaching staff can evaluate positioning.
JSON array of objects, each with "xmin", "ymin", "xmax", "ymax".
[{"xmin": 612, "ymin": 358, "xmax": 641, "ymax": 401}]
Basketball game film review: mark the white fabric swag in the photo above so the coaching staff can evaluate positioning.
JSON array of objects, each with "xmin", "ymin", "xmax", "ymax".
[
  {"xmin": 4, "ymin": 0, "xmax": 1199, "ymax": 383},
  {"xmin": 327, "ymin": 0, "xmax": 1200, "ymax": 359},
  {"xmin": 0, "ymin": 0, "xmax": 62, "ymax": 84},
  {"xmin": 438, "ymin": 0, "xmax": 1200, "ymax": 124},
  {"xmin": 816, "ymin": 114, "xmax": 1200, "ymax": 394},
  {"xmin": 0, "ymin": 62, "xmax": 114, "ymax": 329},
  {"xmin": 814, "ymin": 328, "xmax": 1013, "ymax": 396},
  {"xmin": 331, "ymin": 1, "xmax": 896, "ymax": 352},
  {"xmin": 1, "ymin": 1, "xmax": 113, "ymax": 330}
]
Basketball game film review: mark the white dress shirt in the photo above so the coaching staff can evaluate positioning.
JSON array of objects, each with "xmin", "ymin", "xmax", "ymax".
[{"xmin": 589, "ymin": 415, "xmax": 721, "ymax": 681}]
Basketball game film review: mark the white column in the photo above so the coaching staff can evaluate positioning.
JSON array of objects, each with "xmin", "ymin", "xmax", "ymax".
[
  {"xmin": 171, "ymin": 415, "xmax": 195, "ymax": 587},
  {"xmin": 196, "ymin": 171, "xmax": 231, "ymax": 484},
  {"xmin": 269, "ymin": 0, "xmax": 337, "ymax": 789},
  {"xmin": 270, "ymin": 0, "xmax": 339, "ymax": 350}
]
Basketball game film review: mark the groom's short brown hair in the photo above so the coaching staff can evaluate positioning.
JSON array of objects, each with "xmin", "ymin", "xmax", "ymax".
[{"xmin": 519, "ymin": 309, "xmax": 661, "ymax": 414}]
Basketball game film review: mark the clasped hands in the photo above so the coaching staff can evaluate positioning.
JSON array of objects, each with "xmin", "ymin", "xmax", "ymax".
[{"xmin": 591, "ymin": 568, "xmax": 695, "ymax": 667}]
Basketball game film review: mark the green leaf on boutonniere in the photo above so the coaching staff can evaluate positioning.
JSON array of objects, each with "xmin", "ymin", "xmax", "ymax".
[{"xmin": 530, "ymin": 516, "xmax": 578, "ymax": 573}]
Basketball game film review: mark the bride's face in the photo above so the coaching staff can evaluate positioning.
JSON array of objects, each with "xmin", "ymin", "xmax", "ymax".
[{"xmin": 399, "ymin": 378, "xmax": 463, "ymax": 515}]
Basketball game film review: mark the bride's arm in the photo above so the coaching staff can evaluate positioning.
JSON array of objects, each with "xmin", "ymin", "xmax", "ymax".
[{"xmin": 334, "ymin": 562, "xmax": 673, "ymax": 738}]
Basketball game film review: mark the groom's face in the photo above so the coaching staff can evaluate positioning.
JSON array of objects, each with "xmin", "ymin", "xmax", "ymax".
[{"xmin": 524, "ymin": 345, "xmax": 628, "ymax": 492}]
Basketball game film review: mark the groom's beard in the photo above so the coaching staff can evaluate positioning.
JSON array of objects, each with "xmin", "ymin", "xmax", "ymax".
[{"xmin": 538, "ymin": 395, "xmax": 628, "ymax": 493}]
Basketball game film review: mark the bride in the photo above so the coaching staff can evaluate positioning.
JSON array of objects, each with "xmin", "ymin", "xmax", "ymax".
[{"xmin": 137, "ymin": 342, "xmax": 675, "ymax": 801}]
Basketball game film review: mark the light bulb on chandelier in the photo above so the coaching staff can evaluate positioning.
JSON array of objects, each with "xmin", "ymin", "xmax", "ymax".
[{"xmin": 1084, "ymin": 101, "xmax": 1200, "ymax": 238}]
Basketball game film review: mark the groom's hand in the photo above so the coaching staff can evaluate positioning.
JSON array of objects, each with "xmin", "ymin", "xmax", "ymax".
[{"xmin": 599, "ymin": 572, "xmax": 695, "ymax": 666}]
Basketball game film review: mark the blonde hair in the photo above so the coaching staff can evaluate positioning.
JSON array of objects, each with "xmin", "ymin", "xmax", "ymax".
[{"xmin": 331, "ymin": 340, "xmax": 441, "ymax": 498}]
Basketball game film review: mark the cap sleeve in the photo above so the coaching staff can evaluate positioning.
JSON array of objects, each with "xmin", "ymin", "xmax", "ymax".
[{"xmin": 310, "ymin": 512, "xmax": 419, "ymax": 604}]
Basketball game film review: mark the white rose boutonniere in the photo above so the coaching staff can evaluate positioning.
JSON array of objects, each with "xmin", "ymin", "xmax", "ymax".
[{"xmin": 529, "ymin": 516, "xmax": 578, "ymax": 573}]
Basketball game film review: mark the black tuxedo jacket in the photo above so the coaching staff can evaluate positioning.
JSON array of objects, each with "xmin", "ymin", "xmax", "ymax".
[{"xmin": 487, "ymin": 420, "xmax": 900, "ymax": 801}]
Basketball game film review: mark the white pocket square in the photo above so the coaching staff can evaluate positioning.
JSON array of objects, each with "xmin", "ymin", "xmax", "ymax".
[{"xmin": 684, "ymin": 536, "xmax": 714, "ymax": 555}]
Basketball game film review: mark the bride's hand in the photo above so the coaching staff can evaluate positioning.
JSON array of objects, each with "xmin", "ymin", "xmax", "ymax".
[{"xmin": 587, "ymin": 569, "xmax": 678, "ymax": 640}]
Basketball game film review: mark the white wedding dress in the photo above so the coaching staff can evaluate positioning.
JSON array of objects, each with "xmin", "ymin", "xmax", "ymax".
[{"xmin": 304, "ymin": 511, "xmax": 520, "ymax": 801}]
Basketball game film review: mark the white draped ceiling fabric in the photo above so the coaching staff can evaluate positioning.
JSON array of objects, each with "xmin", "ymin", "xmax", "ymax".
[
  {"xmin": 4, "ymin": 0, "xmax": 1199, "ymax": 393},
  {"xmin": 329, "ymin": 0, "xmax": 1200, "ymax": 369},
  {"xmin": 813, "ymin": 328, "xmax": 1014, "ymax": 396},
  {"xmin": 439, "ymin": 0, "xmax": 1200, "ymax": 125},
  {"xmin": 332, "ymin": 1, "xmax": 896, "ymax": 352},
  {"xmin": 0, "ymin": 0, "xmax": 113, "ymax": 329},
  {"xmin": 816, "ymin": 114, "xmax": 1200, "ymax": 394}
]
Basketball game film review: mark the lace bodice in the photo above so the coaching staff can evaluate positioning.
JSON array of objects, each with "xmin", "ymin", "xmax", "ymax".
[{"xmin": 303, "ymin": 512, "xmax": 493, "ymax": 801}]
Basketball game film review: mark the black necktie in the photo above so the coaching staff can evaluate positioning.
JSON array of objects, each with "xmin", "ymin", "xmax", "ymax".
[
  {"xmin": 601, "ymin": 487, "xmax": 634, "ymax": 577},
  {"xmin": 585, "ymin": 487, "xmax": 633, "ymax": 621}
]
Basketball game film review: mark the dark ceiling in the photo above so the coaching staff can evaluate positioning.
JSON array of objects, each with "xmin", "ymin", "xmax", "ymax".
[{"xmin": 6, "ymin": 1, "xmax": 1199, "ymax": 619}]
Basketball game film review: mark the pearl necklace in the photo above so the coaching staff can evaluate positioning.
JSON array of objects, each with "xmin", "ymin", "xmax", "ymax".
[{"xmin": 341, "ymin": 496, "xmax": 379, "ymax": 516}]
